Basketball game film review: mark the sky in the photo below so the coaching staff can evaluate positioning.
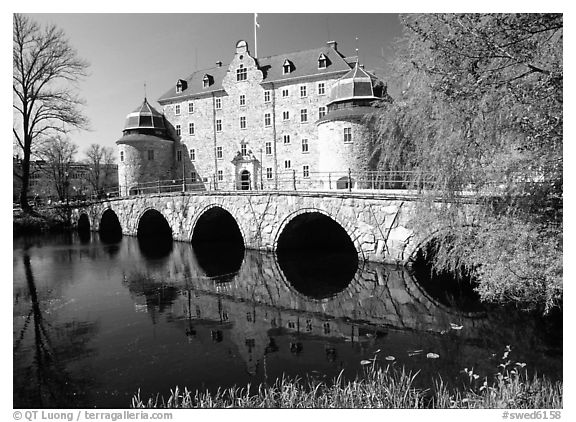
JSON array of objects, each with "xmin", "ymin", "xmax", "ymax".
[{"xmin": 20, "ymin": 13, "xmax": 404, "ymax": 159}]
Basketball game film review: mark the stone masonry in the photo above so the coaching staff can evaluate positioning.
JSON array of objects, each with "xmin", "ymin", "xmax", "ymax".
[{"xmin": 73, "ymin": 191, "xmax": 437, "ymax": 265}]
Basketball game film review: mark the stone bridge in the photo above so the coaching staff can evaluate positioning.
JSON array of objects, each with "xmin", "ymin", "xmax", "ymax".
[{"xmin": 72, "ymin": 191, "xmax": 435, "ymax": 264}]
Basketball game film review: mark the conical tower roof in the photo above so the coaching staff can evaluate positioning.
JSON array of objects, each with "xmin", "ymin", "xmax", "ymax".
[
  {"xmin": 327, "ymin": 62, "xmax": 379, "ymax": 105},
  {"xmin": 124, "ymin": 97, "xmax": 167, "ymax": 131}
]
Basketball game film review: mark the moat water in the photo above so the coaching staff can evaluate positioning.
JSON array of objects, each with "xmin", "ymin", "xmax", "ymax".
[{"xmin": 13, "ymin": 233, "xmax": 562, "ymax": 408}]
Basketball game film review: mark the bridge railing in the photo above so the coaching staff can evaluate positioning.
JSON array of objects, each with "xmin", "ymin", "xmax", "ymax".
[{"xmin": 114, "ymin": 170, "xmax": 441, "ymax": 198}]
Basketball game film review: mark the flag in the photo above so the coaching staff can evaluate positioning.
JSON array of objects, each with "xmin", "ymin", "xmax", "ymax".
[{"xmin": 255, "ymin": 13, "xmax": 260, "ymax": 28}]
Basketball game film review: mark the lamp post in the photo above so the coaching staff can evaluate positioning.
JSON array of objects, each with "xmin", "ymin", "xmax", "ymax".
[{"xmin": 64, "ymin": 171, "xmax": 70, "ymax": 226}]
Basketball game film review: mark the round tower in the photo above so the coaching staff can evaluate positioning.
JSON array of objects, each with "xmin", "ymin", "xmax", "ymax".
[
  {"xmin": 317, "ymin": 63, "xmax": 384, "ymax": 189},
  {"xmin": 116, "ymin": 98, "xmax": 176, "ymax": 196}
]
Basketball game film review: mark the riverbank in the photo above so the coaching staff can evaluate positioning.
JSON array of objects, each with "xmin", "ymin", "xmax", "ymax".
[
  {"xmin": 132, "ymin": 364, "xmax": 562, "ymax": 409},
  {"xmin": 13, "ymin": 207, "xmax": 70, "ymax": 236}
]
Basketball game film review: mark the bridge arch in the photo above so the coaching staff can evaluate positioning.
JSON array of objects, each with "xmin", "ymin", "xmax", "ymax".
[
  {"xmin": 136, "ymin": 207, "xmax": 173, "ymax": 240},
  {"xmin": 77, "ymin": 213, "xmax": 90, "ymax": 233},
  {"xmin": 273, "ymin": 207, "xmax": 364, "ymax": 260},
  {"xmin": 98, "ymin": 208, "xmax": 123, "ymax": 242},
  {"xmin": 188, "ymin": 203, "xmax": 246, "ymax": 247}
]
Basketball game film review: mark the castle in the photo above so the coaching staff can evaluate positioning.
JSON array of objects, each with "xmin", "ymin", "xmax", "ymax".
[{"xmin": 117, "ymin": 40, "xmax": 387, "ymax": 195}]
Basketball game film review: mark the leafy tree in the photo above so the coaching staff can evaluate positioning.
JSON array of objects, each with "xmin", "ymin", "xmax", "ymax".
[
  {"xmin": 84, "ymin": 144, "xmax": 116, "ymax": 197},
  {"xmin": 368, "ymin": 14, "xmax": 562, "ymax": 312},
  {"xmin": 13, "ymin": 13, "xmax": 89, "ymax": 212}
]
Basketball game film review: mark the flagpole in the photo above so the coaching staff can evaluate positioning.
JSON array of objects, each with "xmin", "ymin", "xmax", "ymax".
[{"xmin": 254, "ymin": 13, "xmax": 258, "ymax": 58}]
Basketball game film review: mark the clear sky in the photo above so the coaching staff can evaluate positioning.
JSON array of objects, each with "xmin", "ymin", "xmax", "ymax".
[{"xmin": 22, "ymin": 13, "xmax": 404, "ymax": 159}]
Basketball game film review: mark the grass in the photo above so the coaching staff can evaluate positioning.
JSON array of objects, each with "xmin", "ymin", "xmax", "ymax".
[{"xmin": 131, "ymin": 363, "xmax": 562, "ymax": 409}]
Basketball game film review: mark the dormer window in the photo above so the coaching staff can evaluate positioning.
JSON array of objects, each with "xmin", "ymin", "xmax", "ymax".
[
  {"xmin": 203, "ymin": 74, "xmax": 213, "ymax": 88},
  {"xmin": 236, "ymin": 64, "xmax": 247, "ymax": 81},
  {"xmin": 318, "ymin": 53, "xmax": 329, "ymax": 69},
  {"xmin": 282, "ymin": 59, "xmax": 293, "ymax": 75},
  {"xmin": 176, "ymin": 79, "xmax": 187, "ymax": 93}
]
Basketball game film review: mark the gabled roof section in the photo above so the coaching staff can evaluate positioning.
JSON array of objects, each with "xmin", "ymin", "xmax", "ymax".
[
  {"xmin": 258, "ymin": 46, "xmax": 352, "ymax": 83},
  {"xmin": 158, "ymin": 44, "xmax": 354, "ymax": 104},
  {"xmin": 158, "ymin": 65, "xmax": 229, "ymax": 103}
]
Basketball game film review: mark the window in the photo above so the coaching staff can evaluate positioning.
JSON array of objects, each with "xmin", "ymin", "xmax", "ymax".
[
  {"xmin": 217, "ymin": 170, "xmax": 223, "ymax": 181},
  {"xmin": 283, "ymin": 134, "xmax": 290, "ymax": 144},
  {"xmin": 301, "ymin": 138, "xmax": 309, "ymax": 153},
  {"xmin": 176, "ymin": 124, "xmax": 181, "ymax": 136},
  {"xmin": 177, "ymin": 150, "xmax": 182, "ymax": 162},
  {"xmin": 215, "ymin": 98, "xmax": 222, "ymax": 109},
  {"xmin": 239, "ymin": 95, "xmax": 246, "ymax": 106},
  {"xmin": 216, "ymin": 119, "xmax": 222, "ymax": 132},
  {"xmin": 189, "ymin": 122, "xmax": 195, "ymax": 135},
  {"xmin": 303, "ymin": 165, "xmax": 310, "ymax": 178},
  {"xmin": 216, "ymin": 146, "xmax": 223, "ymax": 159},
  {"xmin": 203, "ymin": 74, "xmax": 212, "ymax": 88},
  {"xmin": 284, "ymin": 160, "xmax": 291, "ymax": 169},
  {"xmin": 283, "ymin": 111, "xmax": 289, "ymax": 120},
  {"xmin": 264, "ymin": 90, "xmax": 271, "ymax": 102},
  {"xmin": 190, "ymin": 149, "xmax": 196, "ymax": 161},
  {"xmin": 265, "ymin": 141, "xmax": 272, "ymax": 155},
  {"xmin": 120, "ymin": 151, "xmax": 124, "ymax": 162},
  {"xmin": 241, "ymin": 144, "xmax": 247, "ymax": 156},
  {"xmin": 344, "ymin": 127, "xmax": 352, "ymax": 143},
  {"xmin": 264, "ymin": 113, "xmax": 271, "ymax": 126},
  {"xmin": 319, "ymin": 106, "xmax": 326, "ymax": 118},
  {"xmin": 282, "ymin": 59, "xmax": 292, "ymax": 74},
  {"xmin": 318, "ymin": 53, "xmax": 328, "ymax": 69},
  {"xmin": 175, "ymin": 104, "xmax": 181, "ymax": 115},
  {"xmin": 282, "ymin": 89, "xmax": 289, "ymax": 97},
  {"xmin": 147, "ymin": 150, "xmax": 154, "ymax": 160},
  {"xmin": 188, "ymin": 101, "xmax": 194, "ymax": 113},
  {"xmin": 236, "ymin": 64, "xmax": 247, "ymax": 81},
  {"xmin": 300, "ymin": 109, "xmax": 308, "ymax": 123},
  {"xmin": 240, "ymin": 116, "xmax": 246, "ymax": 129},
  {"xmin": 190, "ymin": 171, "xmax": 197, "ymax": 182},
  {"xmin": 266, "ymin": 167, "xmax": 273, "ymax": 179},
  {"xmin": 300, "ymin": 85, "xmax": 307, "ymax": 97},
  {"xmin": 318, "ymin": 82, "xmax": 325, "ymax": 95}
]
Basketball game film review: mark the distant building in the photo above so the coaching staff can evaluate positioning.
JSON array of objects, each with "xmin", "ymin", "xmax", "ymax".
[
  {"xmin": 13, "ymin": 156, "xmax": 118, "ymax": 202},
  {"xmin": 117, "ymin": 40, "xmax": 388, "ymax": 195}
]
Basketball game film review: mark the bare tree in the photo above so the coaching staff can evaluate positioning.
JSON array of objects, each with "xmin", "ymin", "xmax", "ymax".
[
  {"xmin": 41, "ymin": 136, "xmax": 78, "ymax": 202},
  {"xmin": 13, "ymin": 13, "xmax": 89, "ymax": 212},
  {"xmin": 85, "ymin": 144, "xmax": 116, "ymax": 197}
]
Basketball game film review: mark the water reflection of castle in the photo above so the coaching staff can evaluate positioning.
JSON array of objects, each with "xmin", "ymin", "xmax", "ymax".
[{"xmin": 124, "ymin": 246, "xmax": 489, "ymax": 375}]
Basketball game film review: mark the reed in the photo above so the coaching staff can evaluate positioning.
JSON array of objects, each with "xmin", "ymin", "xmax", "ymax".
[{"xmin": 132, "ymin": 364, "xmax": 562, "ymax": 409}]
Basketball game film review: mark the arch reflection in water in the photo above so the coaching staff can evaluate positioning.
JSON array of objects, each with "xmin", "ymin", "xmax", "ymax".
[
  {"xmin": 119, "ymin": 241, "xmax": 561, "ymax": 393},
  {"xmin": 137, "ymin": 209, "xmax": 173, "ymax": 259},
  {"xmin": 410, "ymin": 239, "xmax": 484, "ymax": 313},
  {"xmin": 191, "ymin": 207, "xmax": 244, "ymax": 281},
  {"xmin": 276, "ymin": 212, "xmax": 358, "ymax": 299}
]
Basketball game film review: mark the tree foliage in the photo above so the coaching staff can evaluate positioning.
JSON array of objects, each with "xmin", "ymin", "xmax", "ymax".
[
  {"xmin": 368, "ymin": 14, "xmax": 562, "ymax": 312},
  {"xmin": 13, "ymin": 13, "xmax": 89, "ymax": 212}
]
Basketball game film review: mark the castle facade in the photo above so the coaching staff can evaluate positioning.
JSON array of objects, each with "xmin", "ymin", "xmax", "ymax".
[{"xmin": 117, "ymin": 40, "xmax": 386, "ymax": 195}]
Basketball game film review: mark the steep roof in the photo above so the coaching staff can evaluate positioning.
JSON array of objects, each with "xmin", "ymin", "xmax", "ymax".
[
  {"xmin": 158, "ymin": 45, "xmax": 355, "ymax": 103},
  {"xmin": 327, "ymin": 62, "xmax": 380, "ymax": 105}
]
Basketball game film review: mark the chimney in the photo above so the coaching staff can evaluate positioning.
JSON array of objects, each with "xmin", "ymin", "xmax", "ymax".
[
  {"xmin": 216, "ymin": 61, "xmax": 223, "ymax": 67},
  {"xmin": 327, "ymin": 40, "xmax": 338, "ymax": 51},
  {"xmin": 359, "ymin": 64, "xmax": 365, "ymax": 69}
]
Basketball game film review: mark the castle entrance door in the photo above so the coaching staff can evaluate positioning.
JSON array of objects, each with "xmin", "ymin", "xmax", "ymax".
[{"xmin": 240, "ymin": 170, "xmax": 251, "ymax": 190}]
